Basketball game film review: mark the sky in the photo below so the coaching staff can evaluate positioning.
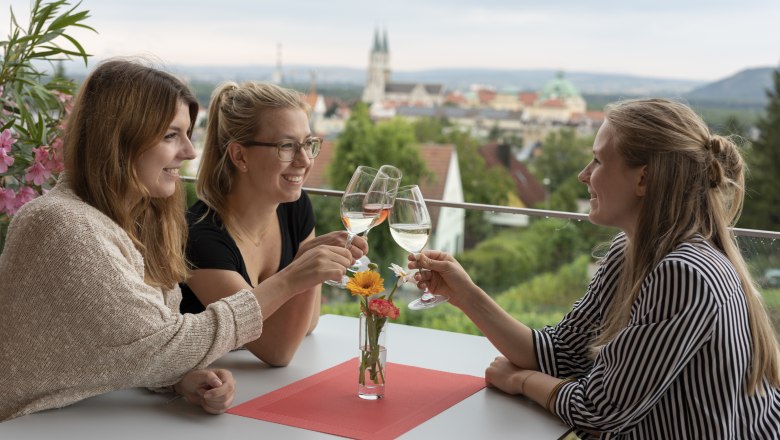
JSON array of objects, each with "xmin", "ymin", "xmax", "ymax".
[{"xmin": 3, "ymin": 0, "xmax": 780, "ymax": 81}]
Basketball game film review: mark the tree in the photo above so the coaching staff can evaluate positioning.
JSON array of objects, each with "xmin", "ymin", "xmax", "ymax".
[
  {"xmin": 412, "ymin": 118, "xmax": 515, "ymax": 246},
  {"xmin": 0, "ymin": 0, "xmax": 95, "ymax": 250},
  {"xmin": 529, "ymin": 128, "xmax": 592, "ymax": 197},
  {"xmin": 318, "ymin": 103, "xmax": 430, "ymax": 287},
  {"xmin": 740, "ymin": 68, "xmax": 780, "ymax": 231}
]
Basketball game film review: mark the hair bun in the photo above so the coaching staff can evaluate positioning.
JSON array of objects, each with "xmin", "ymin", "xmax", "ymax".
[{"xmin": 706, "ymin": 135, "xmax": 743, "ymax": 189}]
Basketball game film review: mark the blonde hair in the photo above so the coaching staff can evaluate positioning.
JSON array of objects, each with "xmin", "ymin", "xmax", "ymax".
[
  {"xmin": 63, "ymin": 59, "xmax": 198, "ymax": 289},
  {"xmin": 592, "ymin": 98, "xmax": 779, "ymax": 394},
  {"xmin": 197, "ymin": 81, "xmax": 308, "ymax": 223}
]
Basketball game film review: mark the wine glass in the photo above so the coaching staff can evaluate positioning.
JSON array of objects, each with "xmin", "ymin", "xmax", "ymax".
[
  {"xmin": 388, "ymin": 185, "xmax": 449, "ymax": 309},
  {"xmin": 351, "ymin": 165, "xmax": 402, "ymax": 271},
  {"xmin": 324, "ymin": 166, "xmax": 384, "ymax": 288}
]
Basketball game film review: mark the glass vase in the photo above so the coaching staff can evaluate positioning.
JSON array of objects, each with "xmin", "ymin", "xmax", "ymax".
[{"xmin": 358, "ymin": 312, "xmax": 387, "ymax": 399}]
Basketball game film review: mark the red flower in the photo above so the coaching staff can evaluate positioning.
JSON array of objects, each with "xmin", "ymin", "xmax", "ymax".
[{"xmin": 368, "ymin": 298, "xmax": 400, "ymax": 319}]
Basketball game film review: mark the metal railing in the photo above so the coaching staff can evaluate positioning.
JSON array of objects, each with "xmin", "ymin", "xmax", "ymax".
[{"xmin": 180, "ymin": 176, "xmax": 780, "ymax": 240}]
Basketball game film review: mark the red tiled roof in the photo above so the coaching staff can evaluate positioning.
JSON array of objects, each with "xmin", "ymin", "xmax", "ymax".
[
  {"xmin": 305, "ymin": 93, "xmax": 318, "ymax": 108},
  {"xmin": 519, "ymin": 91, "xmax": 538, "ymax": 106},
  {"xmin": 477, "ymin": 89, "xmax": 497, "ymax": 104},
  {"xmin": 445, "ymin": 92, "xmax": 468, "ymax": 105},
  {"xmin": 479, "ymin": 142, "xmax": 546, "ymax": 208},
  {"xmin": 539, "ymin": 98, "xmax": 565, "ymax": 108},
  {"xmin": 305, "ymin": 140, "xmax": 337, "ymax": 189}
]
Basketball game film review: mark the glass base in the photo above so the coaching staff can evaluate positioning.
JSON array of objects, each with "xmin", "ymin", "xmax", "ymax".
[
  {"xmin": 323, "ymin": 275, "xmax": 349, "ymax": 289},
  {"xmin": 408, "ymin": 294, "xmax": 449, "ymax": 310},
  {"xmin": 358, "ymin": 387, "xmax": 384, "ymax": 400},
  {"xmin": 348, "ymin": 255, "xmax": 371, "ymax": 273}
]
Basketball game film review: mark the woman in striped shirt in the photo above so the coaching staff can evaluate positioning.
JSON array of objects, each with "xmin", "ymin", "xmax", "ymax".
[{"xmin": 411, "ymin": 98, "xmax": 780, "ymax": 438}]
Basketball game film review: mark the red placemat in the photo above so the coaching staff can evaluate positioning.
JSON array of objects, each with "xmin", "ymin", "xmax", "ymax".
[{"xmin": 228, "ymin": 358, "xmax": 486, "ymax": 439}]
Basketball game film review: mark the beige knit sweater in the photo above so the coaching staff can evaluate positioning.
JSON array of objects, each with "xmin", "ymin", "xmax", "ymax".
[{"xmin": 0, "ymin": 180, "xmax": 263, "ymax": 421}]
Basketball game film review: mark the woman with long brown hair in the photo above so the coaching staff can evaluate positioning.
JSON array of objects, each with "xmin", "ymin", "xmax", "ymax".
[
  {"xmin": 0, "ymin": 59, "xmax": 353, "ymax": 421},
  {"xmin": 411, "ymin": 98, "xmax": 780, "ymax": 438}
]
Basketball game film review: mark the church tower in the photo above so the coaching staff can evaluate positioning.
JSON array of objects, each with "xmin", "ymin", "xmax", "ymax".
[
  {"xmin": 271, "ymin": 42, "xmax": 283, "ymax": 84},
  {"xmin": 362, "ymin": 28, "xmax": 390, "ymax": 103}
]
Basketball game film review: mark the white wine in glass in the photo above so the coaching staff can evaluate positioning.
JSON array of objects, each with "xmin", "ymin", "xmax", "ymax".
[
  {"xmin": 324, "ymin": 166, "xmax": 382, "ymax": 288},
  {"xmin": 351, "ymin": 164, "xmax": 402, "ymax": 271},
  {"xmin": 389, "ymin": 185, "xmax": 449, "ymax": 309}
]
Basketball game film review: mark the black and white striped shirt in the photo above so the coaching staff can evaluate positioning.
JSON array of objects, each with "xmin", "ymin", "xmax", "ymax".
[{"xmin": 534, "ymin": 233, "xmax": 780, "ymax": 439}]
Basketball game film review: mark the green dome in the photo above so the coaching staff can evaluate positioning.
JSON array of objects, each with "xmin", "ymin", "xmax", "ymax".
[{"xmin": 540, "ymin": 72, "xmax": 580, "ymax": 100}]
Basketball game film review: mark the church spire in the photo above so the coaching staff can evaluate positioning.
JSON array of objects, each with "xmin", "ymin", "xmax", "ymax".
[
  {"xmin": 372, "ymin": 28, "xmax": 382, "ymax": 52},
  {"xmin": 382, "ymin": 28, "xmax": 389, "ymax": 53}
]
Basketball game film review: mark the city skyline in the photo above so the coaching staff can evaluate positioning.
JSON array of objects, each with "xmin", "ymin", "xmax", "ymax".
[{"xmin": 3, "ymin": 0, "xmax": 779, "ymax": 82}]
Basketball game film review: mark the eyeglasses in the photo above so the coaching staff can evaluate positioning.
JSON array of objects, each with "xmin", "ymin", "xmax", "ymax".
[{"xmin": 241, "ymin": 137, "xmax": 322, "ymax": 162}]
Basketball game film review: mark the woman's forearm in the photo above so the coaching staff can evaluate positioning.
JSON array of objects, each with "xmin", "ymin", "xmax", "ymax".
[{"xmin": 458, "ymin": 285, "xmax": 539, "ymax": 370}]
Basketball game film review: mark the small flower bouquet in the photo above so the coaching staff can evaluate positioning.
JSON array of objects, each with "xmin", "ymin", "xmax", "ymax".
[{"xmin": 346, "ymin": 263, "xmax": 411, "ymax": 399}]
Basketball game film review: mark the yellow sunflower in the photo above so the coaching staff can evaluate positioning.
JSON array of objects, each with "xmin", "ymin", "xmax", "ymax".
[{"xmin": 346, "ymin": 270, "xmax": 385, "ymax": 297}]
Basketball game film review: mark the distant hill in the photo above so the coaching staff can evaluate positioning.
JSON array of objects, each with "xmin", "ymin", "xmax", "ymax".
[
  {"xmin": 59, "ymin": 60, "xmax": 774, "ymax": 101},
  {"xmin": 390, "ymin": 69, "xmax": 703, "ymax": 95},
  {"xmin": 63, "ymin": 60, "xmax": 704, "ymax": 95},
  {"xmin": 684, "ymin": 67, "xmax": 775, "ymax": 105},
  {"xmin": 155, "ymin": 65, "xmax": 705, "ymax": 95}
]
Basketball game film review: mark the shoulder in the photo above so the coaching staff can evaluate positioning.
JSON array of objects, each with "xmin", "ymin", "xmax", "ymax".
[
  {"xmin": 184, "ymin": 201, "xmax": 239, "ymax": 268},
  {"xmin": 186, "ymin": 200, "xmax": 220, "ymax": 228},
  {"xmin": 3, "ymin": 183, "xmax": 141, "ymax": 274},
  {"xmin": 10, "ymin": 183, "xmax": 129, "ymax": 246},
  {"xmin": 657, "ymin": 238, "xmax": 742, "ymax": 304},
  {"xmin": 589, "ymin": 233, "xmax": 627, "ymax": 285},
  {"xmin": 186, "ymin": 201, "xmax": 230, "ymax": 240},
  {"xmin": 635, "ymin": 238, "xmax": 740, "ymax": 322}
]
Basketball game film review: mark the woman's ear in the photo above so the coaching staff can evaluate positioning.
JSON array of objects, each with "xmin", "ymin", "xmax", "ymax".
[
  {"xmin": 227, "ymin": 142, "xmax": 248, "ymax": 172},
  {"xmin": 635, "ymin": 165, "xmax": 648, "ymax": 197}
]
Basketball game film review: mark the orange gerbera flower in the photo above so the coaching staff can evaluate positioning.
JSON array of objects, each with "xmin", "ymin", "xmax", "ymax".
[{"xmin": 346, "ymin": 270, "xmax": 385, "ymax": 297}]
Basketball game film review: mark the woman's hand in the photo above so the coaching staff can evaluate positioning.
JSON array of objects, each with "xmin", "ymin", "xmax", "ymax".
[
  {"xmin": 280, "ymin": 244, "xmax": 354, "ymax": 292},
  {"xmin": 296, "ymin": 231, "xmax": 368, "ymax": 263},
  {"xmin": 485, "ymin": 356, "xmax": 529, "ymax": 395},
  {"xmin": 408, "ymin": 250, "xmax": 475, "ymax": 307},
  {"xmin": 174, "ymin": 369, "xmax": 236, "ymax": 414}
]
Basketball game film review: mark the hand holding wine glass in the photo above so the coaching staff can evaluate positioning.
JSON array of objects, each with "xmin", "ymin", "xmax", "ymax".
[
  {"xmin": 388, "ymin": 185, "xmax": 449, "ymax": 309},
  {"xmin": 351, "ymin": 164, "xmax": 402, "ymax": 271},
  {"xmin": 324, "ymin": 166, "xmax": 384, "ymax": 288}
]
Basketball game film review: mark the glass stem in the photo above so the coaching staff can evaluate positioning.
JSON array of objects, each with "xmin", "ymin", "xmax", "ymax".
[{"xmin": 345, "ymin": 231, "xmax": 357, "ymax": 249}]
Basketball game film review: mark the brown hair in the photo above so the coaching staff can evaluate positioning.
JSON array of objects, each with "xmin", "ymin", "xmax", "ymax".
[
  {"xmin": 63, "ymin": 58, "xmax": 198, "ymax": 289},
  {"xmin": 591, "ymin": 98, "xmax": 780, "ymax": 394}
]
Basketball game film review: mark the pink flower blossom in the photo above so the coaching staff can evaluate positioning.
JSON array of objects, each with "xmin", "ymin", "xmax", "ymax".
[
  {"xmin": 53, "ymin": 90, "xmax": 72, "ymax": 104},
  {"xmin": 368, "ymin": 298, "xmax": 400, "ymax": 320},
  {"xmin": 0, "ymin": 129, "xmax": 14, "ymax": 152},
  {"xmin": 0, "ymin": 187, "xmax": 17, "ymax": 215},
  {"xmin": 32, "ymin": 146, "xmax": 50, "ymax": 162},
  {"xmin": 25, "ymin": 161, "xmax": 51, "ymax": 186},
  {"xmin": 0, "ymin": 149, "xmax": 13, "ymax": 173},
  {"xmin": 47, "ymin": 139, "xmax": 65, "ymax": 173},
  {"xmin": 14, "ymin": 185, "xmax": 38, "ymax": 210}
]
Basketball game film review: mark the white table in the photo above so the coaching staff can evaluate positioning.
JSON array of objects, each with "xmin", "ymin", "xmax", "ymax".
[{"xmin": 0, "ymin": 314, "xmax": 571, "ymax": 439}]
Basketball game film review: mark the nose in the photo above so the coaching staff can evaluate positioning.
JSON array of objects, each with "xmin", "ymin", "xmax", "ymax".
[
  {"xmin": 578, "ymin": 164, "xmax": 590, "ymax": 184},
  {"xmin": 291, "ymin": 145, "xmax": 313, "ymax": 167},
  {"xmin": 182, "ymin": 137, "xmax": 197, "ymax": 161}
]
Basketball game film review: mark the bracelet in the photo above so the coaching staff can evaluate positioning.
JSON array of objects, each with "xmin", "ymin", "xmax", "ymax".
[
  {"xmin": 545, "ymin": 378, "xmax": 576, "ymax": 414},
  {"xmin": 519, "ymin": 371, "xmax": 539, "ymax": 395}
]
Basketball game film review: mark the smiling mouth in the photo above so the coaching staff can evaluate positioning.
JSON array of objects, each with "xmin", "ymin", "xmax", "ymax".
[
  {"xmin": 283, "ymin": 175, "xmax": 303, "ymax": 183},
  {"xmin": 163, "ymin": 168, "xmax": 180, "ymax": 177}
]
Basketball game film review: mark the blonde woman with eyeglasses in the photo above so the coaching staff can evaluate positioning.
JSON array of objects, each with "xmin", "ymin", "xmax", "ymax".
[{"xmin": 181, "ymin": 82, "xmax": 367, "ymax": 367}]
